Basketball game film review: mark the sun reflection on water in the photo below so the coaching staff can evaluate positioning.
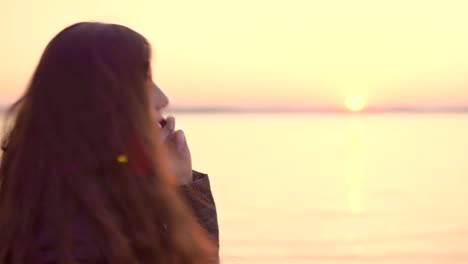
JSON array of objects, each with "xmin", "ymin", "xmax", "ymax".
[{"xmin": 347, "ymin": 119, "xmax": 366, "ymax": 215}]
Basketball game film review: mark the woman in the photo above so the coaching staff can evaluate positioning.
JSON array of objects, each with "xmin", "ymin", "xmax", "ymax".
[{"xmin": 0, "ymin": 22, "xmax": 219, "ymax": 263}]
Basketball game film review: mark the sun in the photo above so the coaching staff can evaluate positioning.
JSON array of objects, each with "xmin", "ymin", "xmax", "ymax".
[{"xmin": 345, "ymin": 96, "xmax": 366, "ymax": 112}]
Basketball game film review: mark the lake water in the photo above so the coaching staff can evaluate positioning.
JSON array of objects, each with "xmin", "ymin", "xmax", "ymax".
[{"xmin": 3, "ymin": 113, "xmax": 468, "ymax": 263}]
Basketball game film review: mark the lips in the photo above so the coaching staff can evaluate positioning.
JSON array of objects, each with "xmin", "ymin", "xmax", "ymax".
[{"xmin": 159, "ymin": 118, "xmax": 167, "ymax": 128}]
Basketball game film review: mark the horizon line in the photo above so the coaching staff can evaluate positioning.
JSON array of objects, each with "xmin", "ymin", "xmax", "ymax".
[
  {"xmin": 164, "ymin": 106, "xmax": 468, "ymax": 114},
  {"xmin": 1, "ymin": 105, "xmax": 468, "ymax": 114}
]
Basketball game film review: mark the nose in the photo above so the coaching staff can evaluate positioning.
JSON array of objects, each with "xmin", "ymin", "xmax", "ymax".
[{"xmin": 152, "ymin": 81, "xmax": 169, "ymax": 110}]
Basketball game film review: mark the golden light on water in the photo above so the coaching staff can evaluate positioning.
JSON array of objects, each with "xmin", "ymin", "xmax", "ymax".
[
  {"xmin": 347, "ymin": 122, "xmax": 365, "ymax": 215},
  {"xmin": 345, "ymin": 96, "xmax": 367, "ymax": 112}
]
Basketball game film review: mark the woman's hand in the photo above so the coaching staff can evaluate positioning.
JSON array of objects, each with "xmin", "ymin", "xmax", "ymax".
[{"xmin": 160, "ymin": 116, "xmax": 193, "ymax": 185}]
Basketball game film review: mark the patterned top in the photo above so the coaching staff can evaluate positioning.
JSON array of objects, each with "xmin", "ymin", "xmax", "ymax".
[{"xmin": 182, "ymin": 171, "xmax": 220, "ymax": 247}]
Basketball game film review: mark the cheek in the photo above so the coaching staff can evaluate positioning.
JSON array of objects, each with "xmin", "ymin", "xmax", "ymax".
[{"xmin": 149, "ymin": 108, "xmax": 156, "ymax": 120}]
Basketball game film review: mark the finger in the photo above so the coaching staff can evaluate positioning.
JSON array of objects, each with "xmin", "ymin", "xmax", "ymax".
[
  {"xmin": 165, "ymin": 116, "xmax": 176, "ymax": 131},
  {"xmin": 161, "ymin": 116, "xmax": 176, "ymax": 141},
  {"xmin": 175, "ymin": 130, "xmax": 186, "ymax": 151},
  {"xmin": 166, "ymin": 130, "xmax": 187, "ymax": 152}
]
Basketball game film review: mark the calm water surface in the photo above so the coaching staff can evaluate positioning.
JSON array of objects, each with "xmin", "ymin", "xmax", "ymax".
[
  {"xmin": 2, "ymin": 113, "xmax": 468, "ymax": 263},
  {"xmin": 178, "ymin": 113, "xmax": 468, "ymax": 264}
]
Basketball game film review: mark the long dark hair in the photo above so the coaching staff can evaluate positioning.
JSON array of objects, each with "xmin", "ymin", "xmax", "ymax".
[{"xmin": 0, "ymin": 22, "xmax": 215, "ymax": 263}]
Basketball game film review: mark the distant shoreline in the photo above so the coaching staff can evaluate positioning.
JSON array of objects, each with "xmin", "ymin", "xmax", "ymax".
[
  {"xmin": 1, "ymin": 106, "xmax": 468, "ymax": 115},
  {"xmin": 165, "ymin": 107, "xmax": 468, "ymax": 114}
]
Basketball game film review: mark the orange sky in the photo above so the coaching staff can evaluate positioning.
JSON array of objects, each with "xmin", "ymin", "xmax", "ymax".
[{"xmin": 1, "ymin": 0, "xmax": 468, "ymax": 109}]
